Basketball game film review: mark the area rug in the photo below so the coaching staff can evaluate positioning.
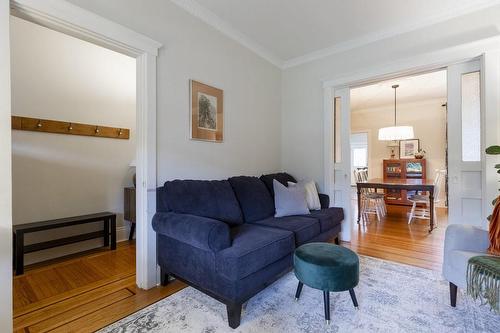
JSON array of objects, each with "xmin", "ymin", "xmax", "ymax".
[{"xmin": 99, "ymin": 256, "xmax": 500, "ymax": 333}]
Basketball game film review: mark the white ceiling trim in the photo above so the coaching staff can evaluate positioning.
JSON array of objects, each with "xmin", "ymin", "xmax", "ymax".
[
  {"xmin": 282, "ymin": 0, "xmax": 500, "ymax": 69},
  {"xmin": 172, "ymin": 0, "xmax": 500, "ymax": 70},
  {"xmin": 170, "ymin": 0, "xmax": 283, "ymax": 68}
]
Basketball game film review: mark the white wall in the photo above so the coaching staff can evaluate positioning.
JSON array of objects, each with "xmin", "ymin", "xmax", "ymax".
[
  {"xmin": 351, "ymin": 98, "xmax": 447, "ymax": 178},
  {"xmin": 281, "ymin": 5, "xmax": 500, "ymax": 191},
  {"xmin": 0, "ymin": 0, "xmax": 12, "ymax": 330},
  {"xmin": 10, "ymin": 16, "xmax": 136, "ymax": 264},
  {"xmin": 67, "ymin": 0, "xmax": 283, "ymax": 183},
  {"xmin": 351, "ymin": 98, "xmax": 447, "ymax": 204}
]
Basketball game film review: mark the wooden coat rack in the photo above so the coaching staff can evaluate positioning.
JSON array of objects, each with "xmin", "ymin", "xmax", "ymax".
[{"xmin": 11, "ymin": 116, "xmax": 130, "ymax": 140}]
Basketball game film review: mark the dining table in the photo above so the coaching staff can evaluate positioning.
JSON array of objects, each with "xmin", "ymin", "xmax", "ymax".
[{"xmin": 356, "ymin": 178, "xmax": 436, "ymax": 232}]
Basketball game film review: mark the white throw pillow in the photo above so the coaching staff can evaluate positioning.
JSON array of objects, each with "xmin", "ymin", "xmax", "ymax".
[{"xmin": 288, "ymin": 180, "xmax": 321, "ymax": 210}]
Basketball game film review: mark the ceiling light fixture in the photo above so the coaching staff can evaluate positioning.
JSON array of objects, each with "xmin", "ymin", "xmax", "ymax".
[{"xmin": 378, "ymin": 84, "xmax": 414, "ymax": 141}]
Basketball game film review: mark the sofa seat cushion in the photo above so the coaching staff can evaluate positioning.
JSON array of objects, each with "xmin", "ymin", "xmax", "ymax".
[
  {"xmin": 303, "ymin": 207, "xmax": 344, "ymax": 232},
  {"xmin": 228, "ymin": 176, "xmax": 275, "ymax": 222},
  {"xmin": 216, "ymin": 224, "xmax": 294, "ymax": 281},
  {"xmin": 162, "ymin": 180, "xmax": 243, "ymax": 225},
  {"xmin": 260, "ymin": 172, "xmax": 297, "ymax": 196},
  {"xmin": 251, "ymin": 216, "xmax": 321, "ymax": 246}
]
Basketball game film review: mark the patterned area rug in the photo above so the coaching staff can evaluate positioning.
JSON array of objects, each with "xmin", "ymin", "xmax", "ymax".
[{"xmin": 99, "ymin": 256, "xmax": 500, "ymax": 333}]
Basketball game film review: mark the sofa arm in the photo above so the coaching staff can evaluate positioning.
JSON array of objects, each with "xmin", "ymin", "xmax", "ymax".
[
  {"xmin": 152, "ymin": 212, "xmax": 231, "ymax": 252},
  {"xmin": 444, "ymin": 224, "xmax": 489, "ymax": 255},
  {"xmin": 319, "ymin": 193, "xmax": 330, "ymax": 209}
]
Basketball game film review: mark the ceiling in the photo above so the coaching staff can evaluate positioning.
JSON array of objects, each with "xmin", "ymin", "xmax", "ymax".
[
  {"xmin": 171, "ymin": 0, "xmax": 500, "ymax": 68},
  {"xmin": 350, "ymin": 70, "xmax": 447, "ymax": 111}
]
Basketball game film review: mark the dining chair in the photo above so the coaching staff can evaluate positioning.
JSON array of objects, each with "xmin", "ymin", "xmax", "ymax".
[
  {"xmin": 354, "ymin": 168, "xmax": 386, "ymax": 223},
  {"xmin": 407, "ymin": 169, "xmax": 446, "ymax": 225}
]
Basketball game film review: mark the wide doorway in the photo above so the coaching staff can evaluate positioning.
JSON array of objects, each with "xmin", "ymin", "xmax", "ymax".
[{"xmin": 328, "ymin": 60, "xmax": 487, "ymax": 270}]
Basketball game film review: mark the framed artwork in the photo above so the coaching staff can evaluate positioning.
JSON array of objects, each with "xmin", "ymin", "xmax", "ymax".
[
  {"xmin": 190, "ymin": 80, "xmax": 223, "ymax": 142},
  {"xmin": 399, "ymin": 139, "xmax": 419, "ymax": 159}
]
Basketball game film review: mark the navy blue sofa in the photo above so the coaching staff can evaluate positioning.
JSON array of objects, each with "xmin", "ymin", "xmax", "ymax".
[{"xmin": 153, "ymin": 172, "xmax": 343, "ymax": 328}]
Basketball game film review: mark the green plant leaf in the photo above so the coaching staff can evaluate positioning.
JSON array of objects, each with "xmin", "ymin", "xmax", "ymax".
[
  {"xmin": 495, "ymin": 164, "xmax": 500, "ymax": 169},
  {"xmin": 487, "ymin": 214, "xmax": 492, "ymax": 221},
  {"xmin": 485, "ymin": 145, "xmax": 500, "ymax": 154}
]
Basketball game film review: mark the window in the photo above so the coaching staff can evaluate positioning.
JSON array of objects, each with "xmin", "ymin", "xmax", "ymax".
[
  {"xmin": 334, "ymin": 97, "xmax": 342, "ymax": 163},
  {"xmin": 352, "ymin": 147, "xmax": 368, "ymax": 168},
  {"xmin": 461, "ymin": 71, "xmax": 481, "ymax": 162}
]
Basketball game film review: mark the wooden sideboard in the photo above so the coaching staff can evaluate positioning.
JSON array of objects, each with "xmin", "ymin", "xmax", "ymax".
[{"xmin": 383, "ymin": 159, "xmax": 426, "ymax": 205}]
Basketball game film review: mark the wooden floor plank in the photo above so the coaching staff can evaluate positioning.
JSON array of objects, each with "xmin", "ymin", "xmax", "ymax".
[
  {"xmin": 347, "ymin": 197, "xmax": 447, "ymax": 271},
  {"xmin": 48, "ymin": 281, "xmax": 186, "ymax": 333},
  {"xmin": 28, "ymin": 288, "xmax": 134, "ymax": 333},
  {"xmin": 14, "ymin": 276, "xmax": 136, "ymax": 330},
  {"xmin": 13, "ymin": 242, "xmax": 185, "ymax": 332}
]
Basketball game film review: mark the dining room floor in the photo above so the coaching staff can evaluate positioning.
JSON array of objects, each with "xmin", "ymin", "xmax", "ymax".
[{"xmin": 343, "ymin": 188, "xmax": 448, "ymax": 272}]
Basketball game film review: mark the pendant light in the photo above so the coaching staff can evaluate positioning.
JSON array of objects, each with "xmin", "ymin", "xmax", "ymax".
[{"xmin": 378, "ymin": 84, "xmax": 414, "ymax": 141}]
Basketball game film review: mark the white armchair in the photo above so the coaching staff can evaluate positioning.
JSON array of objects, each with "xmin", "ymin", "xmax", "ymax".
[{"xmin": 443, "ymin": 224, "xmax": 491, "ymax": 307}]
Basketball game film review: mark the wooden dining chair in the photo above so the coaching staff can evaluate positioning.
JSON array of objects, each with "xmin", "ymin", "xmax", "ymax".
[{"xmin": 408, "ymin": 169, "xmax": 446, "ymax": 225}]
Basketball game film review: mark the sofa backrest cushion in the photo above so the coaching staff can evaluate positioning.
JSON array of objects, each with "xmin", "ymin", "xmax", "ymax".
[
  {"xmin": 228, "ymin": 176, "xmax": 275, "ymax": 222},
  {"xmin": 161, "ymin": 180, "xmax": 243, "ymax": 225},
  {"xmin": 260, "ymin": 172, "xmax": 297, "ymax": 196}
]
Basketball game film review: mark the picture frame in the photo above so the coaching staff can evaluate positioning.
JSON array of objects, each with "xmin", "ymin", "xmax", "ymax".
[
  {"xmin": 190, "ymin": 80, "xmax": 223, "ymax": 142},
  {"xmin": 399, "ymin": 139, "xmax": 419, "ymax": 159}
]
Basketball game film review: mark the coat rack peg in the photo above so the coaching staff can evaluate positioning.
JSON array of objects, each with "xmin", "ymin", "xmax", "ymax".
[
  {"xmin": 95, "ymin": 126, "xmax": 100, "ymax": 134},
  {"xmin": 68, "ymin": 123, "xmax": 73, "ymax": 131},
  {"xmin": 37, "ymin": 120, "xmax": 42, "ymax": 128},
  {"xmin": 118, "ymin": 128, "xmax": 123, "ymax": 136}
]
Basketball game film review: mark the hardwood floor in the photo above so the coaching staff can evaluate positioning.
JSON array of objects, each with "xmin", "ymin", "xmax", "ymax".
[
  {"xmin": 13, "ymin": 242, "xmax": 185, "ymax": 332},
  {"xmin": 343, "ymin": 195, "xmax": 448, "ymax": 271}
]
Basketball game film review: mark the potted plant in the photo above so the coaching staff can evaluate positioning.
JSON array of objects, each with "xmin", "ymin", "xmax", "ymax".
[
  {"xmin": 414, "ymin": 148, "xmax": 426, "ymax": 159},
  {"xmin": 486, "ymin": 145, "xmax": 500, "ymax": 220}
]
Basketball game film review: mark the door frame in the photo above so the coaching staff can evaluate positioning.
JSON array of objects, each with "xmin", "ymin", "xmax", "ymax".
[
  {"xmin": 10, "ymin": 0, "xmax": 162, "ymax": 289},
  {"xmin": 323, "ymin": 38, "xmax": 500, "ymax": 237}
]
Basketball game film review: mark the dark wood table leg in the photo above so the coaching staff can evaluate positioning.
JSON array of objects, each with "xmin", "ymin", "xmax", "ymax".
[
  {"xmin": 13, "ymin": 232, "xmax": 16, "ymax": 270},
  {"xmin": 128, "ymin": 223, "xmax": 136, "ymax": 241},
  {"xmin": 103, "ymin": 218, "xmax": 110, "ymax": 247},
  {"xmin": 15, "ymin": 231, "xmax": 24, "ymax": 276},
  {"xmin": 429, "ymin": 188, "xmax": 435, "ymax": 233},
  {"xmin": 110, "ymin": 215, "xmax": 117, "ymax": 250},
  {"xmin": 357, "ymin": 184, "xmax": 361, "ymax": 224}
]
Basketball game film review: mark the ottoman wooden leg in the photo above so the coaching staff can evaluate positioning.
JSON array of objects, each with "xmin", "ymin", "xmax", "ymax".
[
  {"xmin": 349, "ymin": 288, "xmax": 359, "ymax": 309},
  {"xmin": 323, "ymin": 291, "xmax": 330, "ymax": 324},
  {"xmin": 295, "ymin": 282, "xmax": 303, "ymax": 301}
]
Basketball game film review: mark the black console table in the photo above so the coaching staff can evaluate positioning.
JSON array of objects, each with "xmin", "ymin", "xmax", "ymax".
[{"xmin": 13, "ymin": 212, "xmax": 116, "ymax": 275}]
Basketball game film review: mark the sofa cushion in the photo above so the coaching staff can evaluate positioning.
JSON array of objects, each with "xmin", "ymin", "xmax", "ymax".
[
  {"xmin": 260, "ymin": 172, "xmax": 297, "ymax": 196},
  {"xmin": 273, "ymin": 179, "xmax": 310, "ymax": 217},
  {"xmin": 162, "ymin": 180, "xmax": 243, "ymax": 225},
  {"xmin": 251, "ymin": 216, "xmax": 321, "ymax": 246},
  {"xmin": 303, "ymin": 207, "xmax": 344, "ymax": 232},
  {"xmin": 216, "ymin": 224, "xmax": 294, "ymax": 281},
  {"xmin": 228, "ymin": 176, "xmax": 275, "ymax": 222}
]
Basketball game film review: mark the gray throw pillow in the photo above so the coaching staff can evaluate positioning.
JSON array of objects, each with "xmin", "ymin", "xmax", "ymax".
[{"xmin": 273, "ymin": 179, "xmax": 310, "ymax": 217}]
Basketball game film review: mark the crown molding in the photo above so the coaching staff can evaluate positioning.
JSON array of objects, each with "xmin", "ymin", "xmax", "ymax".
[
  {"xmin": 282, "ymin": 0, "xmax": 500, "ymax": 69},
  {"xmin": 171, "ymin": 0, "xmax": 500, "ymax": 70},
  {"xmin": 11, "ymin": 0, "xmax": 162, "ymax": 56},
  {"xmin": 170, "ymin": 0, "xmax": 283, "ymax": 68}
]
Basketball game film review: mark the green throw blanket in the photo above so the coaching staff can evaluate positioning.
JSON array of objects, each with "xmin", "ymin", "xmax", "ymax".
[{"xmin": 467, "ymin": 255, "xmax": 500, "ymax": 313}]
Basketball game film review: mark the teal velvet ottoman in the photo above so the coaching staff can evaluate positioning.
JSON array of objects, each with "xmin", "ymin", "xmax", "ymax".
[{"xmin": 294, "ymin": 242, "xmax": 359, "ymax": 324}]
